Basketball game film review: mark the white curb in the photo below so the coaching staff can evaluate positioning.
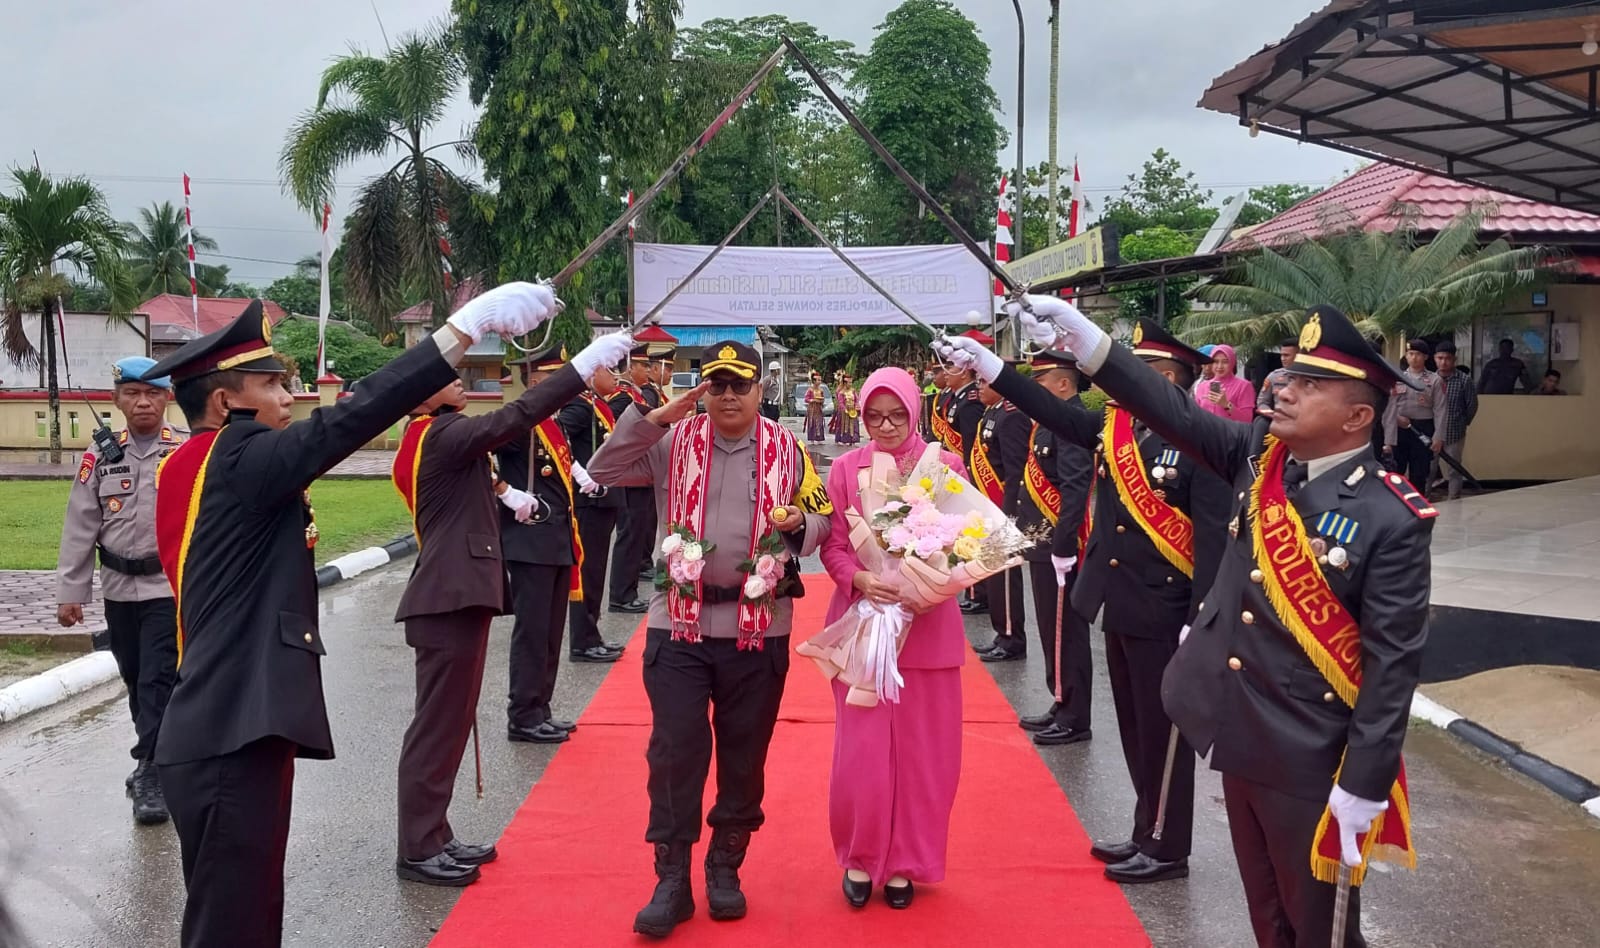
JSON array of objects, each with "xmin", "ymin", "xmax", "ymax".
[
  {"xmin": 1409, "ymin": 691, "xmax": 1462, "ymax": 729},
  {"xmin": 0, "ymin": 651, "xmax": 120, "ymax": 723},
  {"xmin": 324, "ymin": 546, "xmax": 392, "ymax": 582},
  {"xmin": 1584, "ymin": 797, "xmax": 1600, "ymax": 821}
]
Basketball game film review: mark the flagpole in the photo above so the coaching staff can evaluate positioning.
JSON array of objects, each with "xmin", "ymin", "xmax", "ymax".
[
  {"xmin": 1009, "ymin": 0, "xmax": 1025, "ymax": 258},
  {"xmin": 1047, "ymin": 0, "xmax": 1062, "ymax": 245},
  {"xmin": 183, "ymin": 174, "xmax": 199, "ymax": 334},
  {"xmin": 317, "ymin": 203, "xmax": 332, "ymax": 377}
]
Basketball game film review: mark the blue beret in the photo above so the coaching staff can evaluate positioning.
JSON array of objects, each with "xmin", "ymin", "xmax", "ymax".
[
  {"xmin": 112, "ymin": 356, "xmax": 172, "ymax": 389},
  {"xmin": 1198, "ymin": 344, "xmax": 1217, "ymax": 357}
]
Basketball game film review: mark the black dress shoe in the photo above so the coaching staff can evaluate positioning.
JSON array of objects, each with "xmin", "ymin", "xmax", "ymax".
[
  {"xmin": 444, "ymin": 838, "xmax": 499, "ymax": 866},
  {"xmin": 979, "ymin": 647, "xmax": 1024, "ymax": 663},
  {"xmin": 397, "ymin": 853, "xmax": 481, "ymax": 887},
  {"xmin": 1017, "ymin": 708, "xmax": 1058, "ymax": 732},
  {"xmin": 546, "ymin": 718, "xmax": 578, "ymax": 733},
  {"xmin": 125, "ymin": 759, "xmax": 147, "ymax": 795},
  {"xmin": 883, "ymin": 881, "xmax": 914, "ymax": 909},
  {"xmin": 507, "ymin": 722, "xmax": 570, "ymax": 744},
  {"xmin": 601, "ymin": 641, "xmax": 626, "ymax": 654},
  {"xmin": 569, "ymin": 645, "xmax": 622, "ymax": 663},
  {"xmin": 609, "ymin": 599, "xmax": 648, "ymax": 614},
  {"xmin": 1105, "ymin": 852, "xmax": 1189, "ymax": 884},
  {"xmin": 1089, "ymin": 839, "xmax": 1140, "ymax": 864},
  {"xmin": 1033, "ymin": 724, "xmax": 1092, "ymax": 746},
  {"xmin": 842, "ymin": 872, "xmax": 871, "ymax": 908},
  {"xmin": 958, "ymin": 600, "xmax": 988, "ymax": 615}
]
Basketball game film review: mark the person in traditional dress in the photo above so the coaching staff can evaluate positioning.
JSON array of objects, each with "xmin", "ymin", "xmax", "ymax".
[
  {"xmin": 834, "ymin": 373, "xmax": 860, "ymax": 445},
  {"xmin": 818, "ymin": 367, "xmax": 967, "ymax": 911},
  {"xmin": 804, "ymin": 371, "xmax": 829, "ymax": 444}
]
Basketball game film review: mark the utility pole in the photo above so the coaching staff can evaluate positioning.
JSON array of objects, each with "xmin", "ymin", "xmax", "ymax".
[{"xmin": 1047, "ymin": 0, "xmax": 1062, "ymax": 245}]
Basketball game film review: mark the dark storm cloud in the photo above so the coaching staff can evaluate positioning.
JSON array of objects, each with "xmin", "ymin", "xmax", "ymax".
[{"xmin": 0, "ymin": 0, "xmax": 1349, "ymax": 288}]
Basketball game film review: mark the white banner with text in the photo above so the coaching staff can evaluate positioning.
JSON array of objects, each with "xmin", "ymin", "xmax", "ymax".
[{"xmin": 631, "ymin": 242, "xmax": 992, "ymax": 326}]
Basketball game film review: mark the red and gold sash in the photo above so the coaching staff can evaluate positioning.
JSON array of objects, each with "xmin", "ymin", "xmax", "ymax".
[
  {"xmin": 616, "ymin": 379, "xmax": 648, "ymax": 407},
  {"xmin": 583, "ymin": 391, "xmax": 617, "ymax": 430},
  {"xmin": 391, "ymin": 415, "xmax": 437, "ymax": 545},
  {"xmin": 533, "ymin": 418, "xmax": 584, "ymax": 602},
  {"xmin": 969, "ymin": 425, "xmax": 1005, "ymax": 506},
  {"xmin": 931, "ymin": 408, "xmax": 963, "ymax": 457},
  {"xmin": 1079, "ymin": 454, "xmax": 1097, "ymax": 556},
  {"xmin": 1251, "ymin": 435, "xmax": 1415, "ymax": 886},
  {"xmin": 154, "ymin": 429, "xmax": 223, "ymax": 668},
  {"xmin": 1102, "ymin": 407, "xmax": 1194, "ymax": 578},
  {"xmin": 1022, "ymin": 423, "xmax": 1061, "ymax": 525}
]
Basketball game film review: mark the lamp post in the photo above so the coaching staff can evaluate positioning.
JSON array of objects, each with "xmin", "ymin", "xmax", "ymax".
[{"xmin": 1009, "ymin": 0, "xmax": 1025, "ymax": 259}]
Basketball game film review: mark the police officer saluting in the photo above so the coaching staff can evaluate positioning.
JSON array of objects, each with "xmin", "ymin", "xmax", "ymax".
[
  {"xmin": 56, "ymin": 356, "xmax": 186, "ymax": 824},
  {"xmin": 960, "ymin": 297, "xmax": 1433, "ymax": 948},
  {"xmin": 147, "ymin": 285, "xmax": 560, "ymax": 947}
]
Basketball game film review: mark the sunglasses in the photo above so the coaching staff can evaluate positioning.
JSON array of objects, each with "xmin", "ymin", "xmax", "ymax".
[{"xmin": 707, "ymin": 378, "xmax": 755, "ymax": 396}]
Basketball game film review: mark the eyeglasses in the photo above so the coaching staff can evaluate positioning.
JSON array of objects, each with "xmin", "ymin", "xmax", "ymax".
[
  {"xmin": 862, "ymin": 410, "xmax": 910, "ymax": 429},
  {"xmin": 707, "ymin": 378, "xmax": 755, "ymax": 396}
]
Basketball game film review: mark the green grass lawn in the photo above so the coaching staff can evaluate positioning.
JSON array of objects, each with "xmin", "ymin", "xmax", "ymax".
[{"xmin": 0, "ymin": 479, "xmax": 412, "ymax": 571}]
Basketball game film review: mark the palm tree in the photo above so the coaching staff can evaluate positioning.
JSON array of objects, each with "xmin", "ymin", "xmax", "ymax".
[
  {"xmin": 122, "ymin": 201, "xmax": 229, "ymax": 297},
  {"xmin": 280, "ymin": 22, "xmax": 492, "ymax": 335},
  {"xmin": 0, "ymin": 167, "xmax": 135, "ymax": 462},
  {"xmin": 1182, "ymin": 207, "xmax": 1553, "ymax": 352}
]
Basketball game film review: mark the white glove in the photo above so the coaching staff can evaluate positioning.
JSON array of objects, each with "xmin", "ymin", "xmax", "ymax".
[
  {"xmin": 1018, "ymin": 311, "xmax": 1061, "ymax": 348},
  {"xmin": 1004, "ymin": 294, "xmax": 1105, "ymax": 359},
  {"xmin": 1051, "ymin": 555, "xmax": 1077, "ymax": 587},
  {"xmin": 571, "ymin": 332, "xmax": 635, "ymax": 382},
  {"xmin": 571, "ymin": 461, "xmax": 601, "ymax": 496},
  {"xmin": 1178, "ymin": 624, "xmax": 1191, "ymax": 646},
  {"xmin": 931, "ymin": 336, "xmax": 1004, "ymax": 382},
  {"xmin": 498, "ymin": 485, "xmax": 540, "ymax": 523},
  {"xmin": 1329, "ymin": 784, "xmax": 1389, "ymax": 867},
  {"xmin": 447, "ymin": 281, "xmax": 562, "ymax": 343}
]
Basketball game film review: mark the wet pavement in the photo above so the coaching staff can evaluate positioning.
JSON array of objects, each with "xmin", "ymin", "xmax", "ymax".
[{"xmin": 2, "ymin": 560, "xmax": 1598, "ymax": 947}]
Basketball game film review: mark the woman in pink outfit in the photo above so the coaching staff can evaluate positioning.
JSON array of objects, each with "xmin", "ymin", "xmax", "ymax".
[
  {"xmin": 819, "ymin": 366, "xmax": 968, "ymax": 911},
  {"xmin": 1194, "ymin": 343, "xmax": 1256, "ymax": 422}
]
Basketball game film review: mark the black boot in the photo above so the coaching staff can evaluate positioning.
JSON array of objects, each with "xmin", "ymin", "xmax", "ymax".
[
  {"xmin": 633, "ymin": 842, "xmax": 694, "ymax": 938},
  {"xmin": 704, "ymin": 829, "xmax": 749, "ymax": 921},
  {"xmin": 131, "ymin": 764, "xmax": 170, "ymax": 826}
]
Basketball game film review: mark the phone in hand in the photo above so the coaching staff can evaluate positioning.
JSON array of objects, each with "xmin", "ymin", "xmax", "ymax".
[{"xmin": 1209, "ymin": 380, "xmax": 1222, "ymax": 395}]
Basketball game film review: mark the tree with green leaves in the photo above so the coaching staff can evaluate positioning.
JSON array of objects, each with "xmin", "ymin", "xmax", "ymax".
[
  {"xmin": 121, "ymin": 201, "xmax": 229, "ymax": 297},
  {"xmin": 280, "ymin": 21, "xmax": 491, "ymax": 335},
  {"xmin": 1098, "ymin": 148, "xmax": 1217, "ymax": 239},
  {"xmin": 262, "ymin": 274, "xmax": 321, "ymax": 317},
  {"xmin": 1016, "ymin": 161, "xmax": 1089, "ymax": 252},
  {"xmin": 1113, "ymin": 225, "xmax": 1198, "ymax": 324},
  {"xmin": 269, "ymin": 317, "xmax": 400, "ymax": 386},
  {"xmin": 1233, "ymin": 183, "xmax": 1323, "ymax": 229},
  {"xmin": 1182, "ymin": 208, "xmax": 1550, "ymax": 352},
  {"xmin": 854, "ymin": 0, "xmax": 1003, "ymax": 247},
  {"xmin": 0, "ymin": 168, "xmax": 135, "ymax": 462}
]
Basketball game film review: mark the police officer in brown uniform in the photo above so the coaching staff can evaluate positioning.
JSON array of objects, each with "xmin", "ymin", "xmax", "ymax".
[
  {"xmin": 961, "ymin": 298, "xmax": 1433, "ymax": 948},
  {"xmin": 148, "ymin": 286, "xmax": 560, "ymax": 947},
  {"xmin": 390, "ymin": 332, "xmax": 631, "ymax": 887},
  {"xmin": 588, "ymin": 341, "xmax": 832, "ymax": 938},
  {"xmin": 55, "ymin": 356, "xmax": 186, "ymax": 824}
]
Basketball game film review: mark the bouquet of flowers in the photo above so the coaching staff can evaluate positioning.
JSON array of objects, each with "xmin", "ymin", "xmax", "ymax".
[{"xmin": 798, "ymin": 443, "xmax": 1032, "ymax": 706}]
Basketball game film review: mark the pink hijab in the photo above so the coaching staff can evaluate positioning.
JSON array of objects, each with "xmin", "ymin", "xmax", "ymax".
[
  {"xmin": 839, "ymin": 367, "xmax": 965, "ymax": 512},
  {"xmin": 1195, "ymin": 344, "xmax": 1256, "ymax": 422}
]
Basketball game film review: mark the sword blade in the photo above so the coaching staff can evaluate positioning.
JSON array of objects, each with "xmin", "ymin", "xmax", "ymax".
[
  {"xmin": 549, "ymin": 44, "xmax": 792, "ymax": 288},
  {"xmin": 780, "ymin": 36, "xmax": 1020, "ymax": 295},
  {"xmin": 1151, "ymin": 724, "xmax": 1180, "ymax": 841},
  {"xmin": 1330, "ymin": 864, "xmax": 1353, "ymax": 947},
  {"xmin": 632, "ymin": 188, "xmax": 779, "ymax": 328}
]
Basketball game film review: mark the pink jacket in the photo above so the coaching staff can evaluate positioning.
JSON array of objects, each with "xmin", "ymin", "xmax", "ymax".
[{"xmin": 819, "ymin": 444, "xmax": 969, "ymax": 670}]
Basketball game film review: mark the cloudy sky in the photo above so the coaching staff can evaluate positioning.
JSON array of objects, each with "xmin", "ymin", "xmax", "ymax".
[{"xmin": 2, "ymin": 0, "xmax": 1354, "ymax": 289}]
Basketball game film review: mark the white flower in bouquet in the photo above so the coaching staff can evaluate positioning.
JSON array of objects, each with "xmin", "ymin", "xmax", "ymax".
[
  {"xmin": 742, "ymin": 576, "xmax": 769, "ymax": 599},
  {"xmin": 660, "ymin": 534, "xmax": 683, "ymax": 556},
  {"xmin": 682, "ymin": 541, "xmax": 704, "ymax": 562}
]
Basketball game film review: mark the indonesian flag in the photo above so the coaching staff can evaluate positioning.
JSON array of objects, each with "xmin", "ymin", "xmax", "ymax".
[
  {"xmin": 627, "ymin": 190, "xmax": 636, "ymax": 239},
  {"xmin": 183, "ymin": 174, "xmax": 199, "ymax": 332},
  {"xmin": 1069, "ymin": 159, "xmax": 1082, "ymax": 238},
  {"xmin": 317, "ymin": 203, "xmax": 332, "ymax": 377},
  {"xmin": 993, "ymin": 175, "xmax": 1012, "ymax": 315}
]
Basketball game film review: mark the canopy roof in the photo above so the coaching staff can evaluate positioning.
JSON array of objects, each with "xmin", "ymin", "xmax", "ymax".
[{"xmin": 1200, "ymin": 1, "xmax": 1600, "ymax": 214}]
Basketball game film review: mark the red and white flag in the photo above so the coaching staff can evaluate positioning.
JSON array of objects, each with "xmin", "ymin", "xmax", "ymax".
[
  {"xmin": 1068, "ymin": 159, "xmax": 1082, "ymax": 238},
  {"xmin": 183, "ymin": 174, "xmax": 199, "ymax": 332},
  {"xmin": 317, "ymin": 203, "xmax": 332, "ymax": 377},
  {"xmin": 627, "ymin": 190, "xmax": 636, "ymax": 239},
  {"xmin": 993, "ymin": 175, "xmax": 1013, "ymax": 316}
]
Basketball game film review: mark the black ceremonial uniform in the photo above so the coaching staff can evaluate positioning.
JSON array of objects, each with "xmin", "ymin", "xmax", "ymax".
[
  {"xmin": 993, "ymin": 321, "xmax": 1218, "ymax": 877},
  {"xmin": 561, "ymin": 390, "xmax": 627, "ymax": 659},
  {"xmin": 149, "ymin": 301, "xmax": 460, "ymax": 947},
  {"xmin": 948, "ymin": 379, "xmax": 985, "ymax": 609},
  {"xmin": 610, "ymin": 366, "xmax": 662, "ymax": 609},
  {"xmin": 1085, "ymin": 305, "xmax": 1434, "ymax": 948},
  {"xmin": 977, "ymin": 400, "xmax": 1029, "ymax": 658},
  {"xmin": 498, "ymin": 356, "xmax": 583, "ymax": 741}
]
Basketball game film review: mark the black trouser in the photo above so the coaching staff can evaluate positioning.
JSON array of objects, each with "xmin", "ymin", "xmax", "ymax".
[
  {"xmin": 507, "ymin": 562, "xmax": 571, "ymax": 729},
  {"xmin": 641, "ymin": 628, "xmax": 788, "ymax": 843},
  {"xmin": 104, "ymin": 597, "xmax": 179, "ymax": 761},
  {"xmin": 1103, "ymin": 626, "xmax": 1194, "ymax": 861},
  {"xmin": 1029, "ymin": 561, "xmax": 1092, "ymax": 730},
  {"xmin": 570, "ymin": 506, "xmax": 618, "ymax": 652},
  {"xmin": 760, "ymin": 402, "xmax": 781, "ymax": 421},
  {"xmin": 982, "ymin": 566, "xmax": 1027, "ymax": 654},
  {"xmin": 161, "ymin": 736, "xmax": 296, "ymax": 948},
  {"xmin": 397, "ymin": 609, "xmax": 493, "ymax": 861},
  {"xmin": 1393, "ymin": 418, "xmax": 1435, "ymax": 489},
  {"xmin": 611, "ymin": 487, "xmax": 655, "ymax": 604},
  {"xmin": 1223, "ymin": 773, "xmax": 1367, "ymax": 948}
]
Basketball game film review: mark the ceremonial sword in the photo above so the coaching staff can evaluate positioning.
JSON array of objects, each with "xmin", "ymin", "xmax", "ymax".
[
  {"xmin": 1331, "ymin": 864, "xmax": 1353, "ymax": 947},
  {"xmin": 1151, "ymin": 724, "xmax": 1181, "ymax": 841}
]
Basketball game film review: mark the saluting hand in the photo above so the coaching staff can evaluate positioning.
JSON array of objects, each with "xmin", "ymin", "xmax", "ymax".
[{"xmin": 647, "ymin": 382, "xmax": 711, "ymax": 427}]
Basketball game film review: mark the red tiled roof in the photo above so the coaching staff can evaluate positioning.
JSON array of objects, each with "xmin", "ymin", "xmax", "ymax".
[
  {"xmin": 394, "ymin": 274, "xmax": 489, "ymax": 323},
  {"xmin": 138, "ymin": 294, "xmax": 288, "ymax": 334},
  {"xmin": 1222, "ymin": 163, "xmax": 1600, "ymax": 252}
]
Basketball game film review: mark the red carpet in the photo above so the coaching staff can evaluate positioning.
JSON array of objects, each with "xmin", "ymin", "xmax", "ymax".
[{"xmin": 432, "ymin": 577, "xmax": 1150, "ymax": 946}]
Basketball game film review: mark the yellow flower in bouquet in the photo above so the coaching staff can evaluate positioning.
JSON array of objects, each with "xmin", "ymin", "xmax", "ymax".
[
  {"xmin": 952, "ymin": 535, "xmax": 983, "ymax": 561},
  {"xmin": 918, "ymin": 476, "xmax": 934, "ymax": 492},
  {"xmin": 945, "ymin": 479, "xmax": 964, "ymax": 495}
]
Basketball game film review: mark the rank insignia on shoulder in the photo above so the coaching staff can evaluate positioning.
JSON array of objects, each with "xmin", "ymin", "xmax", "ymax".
[{"xmin": 1382, "ymin": 472, "xmax": 1438, "ymax": 519}]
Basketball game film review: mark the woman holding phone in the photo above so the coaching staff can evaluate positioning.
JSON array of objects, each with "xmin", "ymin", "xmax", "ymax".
[{"xmin": 1194, "ymin": 344, "xmax": 1255, "ymax": 422}]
